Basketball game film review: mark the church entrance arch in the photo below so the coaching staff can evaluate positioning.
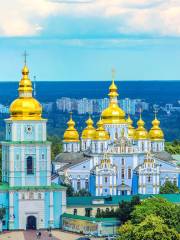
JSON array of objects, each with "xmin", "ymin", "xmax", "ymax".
[{"xmin": 26, "ymin": 215, "xmax": 37, "ymax": 230}]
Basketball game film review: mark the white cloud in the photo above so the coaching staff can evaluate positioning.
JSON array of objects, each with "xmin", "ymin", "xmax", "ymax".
[{"xmin": 0, "ymin": 0, "xmax": 180, "ymax": 37}]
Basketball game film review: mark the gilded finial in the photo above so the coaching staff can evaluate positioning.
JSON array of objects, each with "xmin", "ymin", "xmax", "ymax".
[
  {"xmin": 23, "ymin": 50, "xmax": 28, "ymax": 66},
  {"xmin": 153, "ymin": 108, "xmax": 158, "ymax": 119},
  {"xmin": 139, "ymin": 108, "xmax": 142, "ymax": 119},
  {"xmin": 112, "ymin": 68, "xmax": 116, "ymax": 81}
]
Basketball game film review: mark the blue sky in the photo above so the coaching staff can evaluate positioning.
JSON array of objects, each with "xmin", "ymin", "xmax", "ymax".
[{"xmin": 0, "ymin": 0, "xmax": 180, "ymax": 81}]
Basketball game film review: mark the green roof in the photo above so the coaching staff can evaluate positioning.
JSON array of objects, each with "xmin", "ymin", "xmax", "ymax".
[
  {"xmin": 0, "ymin": 182, "xmax": 66, "ymax": 191},
  {"xmin": 67, "ymin": 194, "xmax": 180, "ymax": 207},
  {"xmin": 62, "ymin": 213, "xmax": 119, "ymax": 223}
]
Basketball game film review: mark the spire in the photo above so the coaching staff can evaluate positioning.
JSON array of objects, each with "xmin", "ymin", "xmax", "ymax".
[
  {"xmin": 101, "ymin": 69, "xmax": 125, "ymax": 124},
  {"xmin": 108, "ymin": 68, "xmax": 119, "ymax": 101},
  {"xmin": 9, "ymin": 54, "xmax": 42, "ymax": 120},
  {"xmin": 18, "ymin": 51, "xmax": 33, "ymax": 98}
]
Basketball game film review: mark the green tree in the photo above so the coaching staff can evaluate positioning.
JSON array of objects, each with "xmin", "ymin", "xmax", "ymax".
[
  {"xmin": 116, "ymin": 195, "xmax": 140, "ymax": 223},
  {"xmin": 47, "ymin": 135, "xmax": 62, "ymax": 160},
  {"xmin": 160, "ymin": 180, "xmax": 179, "ymax": 194},
  {"xmin": 118, "ymin": 215, "xmax": 180, "ymax": 240},
  {"xmin": 61, "ymin": 183, "xmax": 74, "ymax": 197},
  {"xmin": 165, "ymin": 140, "xmax": 180, "ymax": 154},
  {"xmin": 131, "ymin": 198, "xmax": 180, "ymax": 232},
  {"xmin": 74, "ymin": 189, "xmax": 91, "ymax": 197}
]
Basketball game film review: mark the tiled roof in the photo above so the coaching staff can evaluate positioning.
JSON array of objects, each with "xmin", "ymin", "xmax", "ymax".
[
  {"xmin": 62, "ymin": 213, "xmax": 119, "ymax": 223},
  {"xmin": 0, "ymin": 183, "xmax": 66, "ymax": 191}
]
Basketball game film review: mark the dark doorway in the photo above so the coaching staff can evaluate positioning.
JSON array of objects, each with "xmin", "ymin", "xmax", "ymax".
[{"xmin": 26, "ymin": 215, "xmax": 36, "ymax": 230}]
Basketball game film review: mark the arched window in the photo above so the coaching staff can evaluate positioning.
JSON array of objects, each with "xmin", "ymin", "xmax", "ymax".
[
  {"xmin": 85, "ymin": 179, "xmax": 89, "ymax": 190},
  {"xmin": 122, "ymin": 158, "xmax": 125, "ymax": 166},
  {"xmin": 148, "ymin": 176, "xmax": 151, "ymax": 182},
  {"xmin": 121, "ymin": 169, "xmax": 125, "ymax": 179},
  {"xmin": 27, "ymin": 156, "xmax": 34, "ymax": 175},
  {"xmin": 77, "ymin": 179, "xmax": 81, "ymax": 190},
  {"xmin": 128, "ymin": 168, "xmax": 131, "ymax": 179},
  {"xmin": 105, "ymin": 177, "xmax": 108, "ymax": 183}
]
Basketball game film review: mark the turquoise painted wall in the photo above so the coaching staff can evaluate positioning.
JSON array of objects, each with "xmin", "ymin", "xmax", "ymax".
[{"xmin": 53, "ymin": 191, "xmax": 62, "ymax": 228}]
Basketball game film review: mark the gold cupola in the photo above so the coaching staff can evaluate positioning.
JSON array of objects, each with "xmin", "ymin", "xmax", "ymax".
[
  {"xmin": 93, "ymin": 118, "xmax": 110, "ymax": 141},
  {"xmin": 126, "ymin": 115, "xmax": 135, "ymax": 139},
  {"xmin": 9, "ymin": 64, "xmax": 42, "ymax": 120},
  {"xmin": 149, "ymin": 113, "xmax": 164, "ymax": 141},
  {"xmin": 134, "ymin": 113, "xmax": 149, "ymax": 140},
  {"xmin": 81, "ymin": 115, "xmax": 96, "ymax": 140},
  {"xmin": 63, "ymin": 113, "xmax": 79, "ymax": 142},
  {"xmin": 101, "ymin": 71, "xmax": 125, "ymax": 124}
]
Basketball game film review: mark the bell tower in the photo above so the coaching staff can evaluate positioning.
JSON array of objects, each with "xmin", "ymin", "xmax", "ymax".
[{"xmin": 2, "ymin": 61, "xmax": 51, "ymax": 187}]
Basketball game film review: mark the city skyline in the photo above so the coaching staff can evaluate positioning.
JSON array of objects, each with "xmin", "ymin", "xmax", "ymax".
[{"xmin": 1, "ymin": 1, "xmax": 180, "ymax": 81}]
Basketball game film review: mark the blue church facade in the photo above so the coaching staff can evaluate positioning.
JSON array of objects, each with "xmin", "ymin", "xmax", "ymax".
[
  {"xmin": 0, "ymin": 63, "xmax": 66, "ymax": 230},
  {"xmin": 53, "ymin": 76, "xmax": 180, "ymax": 197}
]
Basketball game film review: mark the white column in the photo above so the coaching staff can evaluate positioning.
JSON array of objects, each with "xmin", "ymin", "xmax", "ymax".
[
  {"xmin": 49, "ymin": 191, "xmax": 54, "ymax": 226},
  {"xmin": 9, "ymin": 192, "xmax": 14, "ymax": 230},
  {"xmin": 9, "ymin": 146, "xmax": 14, "ymax": 186},
  {"xmin": 47, "ymin": 145, "xmax": 51, "ymax": 186},
  {"xmin": 21, "ymin": 147, "xmax": 25, "ymax": 186},
  {"xmin": 36, "ymin": 147, "xmax": 40, "ymax": 186}
]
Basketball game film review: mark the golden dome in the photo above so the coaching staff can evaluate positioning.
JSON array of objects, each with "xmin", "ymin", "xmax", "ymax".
[
  {"xmin": 93, "ymin": 118, "xmax": 110, "ymax": 141},
  {"xmin": 134, "ymin": 114, "xmax": 149, "ymax": 140},
  {"xmin": 149, "ymin": 114, "xmax": 164, "ymax": 141},
  {"xmin": 126, "ymin": 115, "xmax": 135, "ymax": 139},
  {"xmin": 101, "ymin": 78, "xmax": 126, "ymax": 124},
  {"xmin": 63, "ymin": 114, "xmax": 79, "ymax": 142},
  {"xmin": 81, "ymin": 116, "xmax": 96, "ymax": 139},
  {"xmin": 9, "ymin": 65, "xmax": 42, "ymax": 120}
]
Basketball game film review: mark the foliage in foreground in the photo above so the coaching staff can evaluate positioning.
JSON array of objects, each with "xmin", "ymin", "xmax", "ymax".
[
  {"xmin": 118, "ymin": 214, "xmax": 180, "ymax": 240},
  {"xmin": 117, "ymin": 198, "xmax": 180, "ymax": 240},
  {"xmin": 165, "ymin": 140, "xmax": 180, "ymax": 154},
  {"xmin": 96, "ymin": 196, "xmax": 140, "ymax": 223},
  {"xmin": 160, "ymin": 180, "xmax": 179, "ymax": 194}
]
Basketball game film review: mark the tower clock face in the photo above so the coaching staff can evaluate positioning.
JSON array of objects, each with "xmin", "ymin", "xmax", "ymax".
[{"xmin": 25, "ymin": 125, "xmax": 33, "ymax": 135}]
